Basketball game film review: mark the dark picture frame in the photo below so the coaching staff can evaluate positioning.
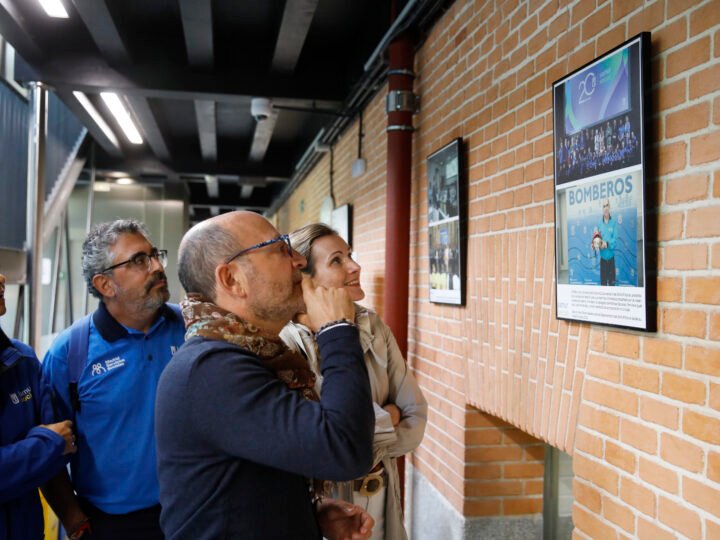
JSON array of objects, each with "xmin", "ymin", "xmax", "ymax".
[
  {"xmin": 552, "ymin": 33, "xmax": 654, "ymax": 331},
  {"xmin": 427, "ymin": 138, "xmax": 465, "ymax": 305},
  {"xmin": 331, "ymin": 204, "xmax": 352, "ymax": 245}
]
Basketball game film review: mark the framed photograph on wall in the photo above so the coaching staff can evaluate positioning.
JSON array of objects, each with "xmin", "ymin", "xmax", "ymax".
[
  {"xmin": 552, "ymin": 33, "xmax": 653, "ymax": 331},
  {"xmin": 427, "ymin": 138, "xmax": 465, "ymax": 305},
  {"xmin": 331, "ymin": 204, "xmax": 352, "ymax": 245}
]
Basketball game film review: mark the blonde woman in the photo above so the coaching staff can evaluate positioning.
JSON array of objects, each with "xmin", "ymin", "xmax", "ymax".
[{"xmin": 281, "ymin": 223, "xmax": 427, "ymax": 540}]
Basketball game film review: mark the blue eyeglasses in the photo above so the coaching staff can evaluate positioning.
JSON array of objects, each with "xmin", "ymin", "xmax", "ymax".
[{"xmin": 225, "ymin": 234, "xmax": 292, "ymax": 264}]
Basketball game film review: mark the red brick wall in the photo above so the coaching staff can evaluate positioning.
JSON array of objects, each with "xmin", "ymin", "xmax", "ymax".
[{"xmin": 275, "ymin": 0, "xmax": 720, "ymax": 536}]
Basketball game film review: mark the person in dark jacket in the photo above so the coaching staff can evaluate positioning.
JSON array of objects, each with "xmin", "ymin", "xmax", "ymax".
[
  {"xmin": 156, "ymin": 211, "xmax": 376, "ymax": 539},
  {"xmin": 0, "ymin": 272, "xmax": 79, "ymax": 539}
]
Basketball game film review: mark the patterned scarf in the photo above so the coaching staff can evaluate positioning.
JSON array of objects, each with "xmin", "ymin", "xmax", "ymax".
[
  {"xmin": 180, "ymin": 294, "xmax": 326, "ymax": 500},
  {"xmin": 181, "ymin": 293, "xmax": 318, "ymax": 401}
]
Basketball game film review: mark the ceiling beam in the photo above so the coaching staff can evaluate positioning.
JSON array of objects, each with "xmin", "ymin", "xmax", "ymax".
[
  {"xmin": 82, "ymin": 155, "xmax": 178, "ymax": 179},
  {"xmin": 194, "ymin": 100, "xmax": 217, "ymax": 161},
  {"xmin": 71, "ymin": 0, "xmax": 130, "ymax": 65},
  {"xmin": 179, "ymin": 0, "xmax": 213, "ymax": 68},
  {"xmin": 30, "ymin": 57, "xmax": 348, "ymax": 102},
  {"xmin": 248, "ymin": 110, "xmax": 278, "ymax": 162},
  {"xmin": 188, "ymin": 186, "xmax": 273, "ymax": 207},
  {"xmin": 80, "ymin": 169, "xmax": 288, "ymax": 194},
  {"xmin": 190, "ymin": 203, "xmax": 269, "ymax": 211},
  {"xmin": 204, "ymin": 175, "xmax": 219, "ymax": 198},
  {"xmin": 124, "ymin": 95, "xmax": 170, "ymax": 161},
  {"xmin": 272, "ymin": 0, "xmax": 319, "ymax": 73},
  {"xmin": 0, "ymin": 0, "xmax": 44, "ymax": 64},
  {"xmin": 183, "ymin": 175, "xmax": 285, "ymax": 187},
  {"xmin": 91, "ymin": 156, "xmax": 290, "ymax": 179}
]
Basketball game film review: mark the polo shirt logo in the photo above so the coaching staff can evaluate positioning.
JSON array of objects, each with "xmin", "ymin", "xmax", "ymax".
[
  {"xmin": 9, "ymin": 386, "xmax": 32, "ymax": 404},
  {"xmin": 91, "ymin": 362, "xmax": 107, "ymax": 376},
  {"xmin": 91, "ymin": 357, "xmax": 126, "ymax": 376}
]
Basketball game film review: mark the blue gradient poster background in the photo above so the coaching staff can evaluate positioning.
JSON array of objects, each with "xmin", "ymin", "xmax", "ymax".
[{"xmin": 564, "ymin": 48, "xmax": 630, "ymax": 135}]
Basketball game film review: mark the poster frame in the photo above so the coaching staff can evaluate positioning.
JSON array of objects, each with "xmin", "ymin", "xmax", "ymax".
[
  {"xmin": 427, "ymin": 137, "xmax": 466, "ymax": 306},
  {"xmin": 552, "ymin": 32, "xmax": 655, "ymax": 332}
]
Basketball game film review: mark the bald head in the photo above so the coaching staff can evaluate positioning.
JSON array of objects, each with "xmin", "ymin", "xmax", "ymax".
[{"xmin": 178, "ymin": 211, "xmax": 273, "ymax": 300}]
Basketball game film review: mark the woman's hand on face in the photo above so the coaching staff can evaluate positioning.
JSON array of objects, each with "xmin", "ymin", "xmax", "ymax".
[{"xmin": 301, "ymin": 274, "xmax": 355, "ymax": 332}]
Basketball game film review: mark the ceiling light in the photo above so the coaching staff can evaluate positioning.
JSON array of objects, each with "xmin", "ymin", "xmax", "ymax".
[
  {"xmin": 100, "ymin": 92, "xmax": 143, "ymax": 144},
  {"xmin": 116, "ymin": 177, "xmax": 135, "ymax": 185},
  {"xmin": 38, "ymin": 0, "xmax": 69, "ymax": 18},
  {"xmin": 205, "ymin": 175, "xmax": 219, "ymax": 198},
  {"xmin": 93, "ymin": 181, "xmax": 111, "ymax": 192},
  {"xmin": 73, "ymin": 91, "xmax": 120, "ymax": 148}
]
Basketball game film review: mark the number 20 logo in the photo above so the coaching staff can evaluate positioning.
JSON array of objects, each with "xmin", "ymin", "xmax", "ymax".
[{"xmin": 577, "ymin": 72, "xmax": 596, "ymax": 104}]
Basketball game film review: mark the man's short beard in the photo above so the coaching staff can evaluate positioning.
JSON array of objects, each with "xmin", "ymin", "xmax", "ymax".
[
  {"xmin": 247, "ymin": 285, "xmax": 304, "ymax": 325},
  {"xmin": 140, "ymin": 286, "xmax": 170, "ymax": 312},
  {"xmin": 243, "ymin": 264, "xmax": 304, "ymax": 326},
  {"xmin": 110, "ymin": 280, "xmax": 169, "ymax": 314},
  {"xmin": 247, "ymin": 301, "xmax": 293, "ymax": 325}
]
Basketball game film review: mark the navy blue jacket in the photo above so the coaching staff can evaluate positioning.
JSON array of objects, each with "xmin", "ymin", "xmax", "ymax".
[
  {"xmin": 156, "ymin": 325, "xmax": 374, "ymax": 539},
  {"xmin": 0, "ymin": 329, "xmax": 66, "ymax": 539}
]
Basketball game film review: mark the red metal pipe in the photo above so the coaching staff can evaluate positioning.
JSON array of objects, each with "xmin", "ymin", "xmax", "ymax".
[
  {"xmin": 383, "ymin": 31, "xmax": 414, "ymax": 358},
  {"xmin": 384, "ymin": 5, "xmax": 415, "ymax": 503}
]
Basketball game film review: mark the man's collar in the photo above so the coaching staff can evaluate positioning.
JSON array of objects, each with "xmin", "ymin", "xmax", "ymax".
[
  {"xmin": 93, "ymin": 301, "xmax": 179, "ymax": 342},
  {"xmin": 92, "ymin": 302, "xmax": 128, "ymax": 342},
  {"xmin": 161, "ymin": 303, "xmax": 182, "ymax": 322}
]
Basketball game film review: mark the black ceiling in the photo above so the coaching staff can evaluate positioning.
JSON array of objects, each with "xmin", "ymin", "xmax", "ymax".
[{"xmin": 0, "ymin": 0, "xmax": 447, "ymax": 221}]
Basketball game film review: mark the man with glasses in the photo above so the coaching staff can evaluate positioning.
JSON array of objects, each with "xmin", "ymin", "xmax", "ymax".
[
  {"xmin": 155, "ymin": 211, "xmax": 375, "ymax": 539},
  {"xmin": 42, "ymin": 219, "xmax": 185, "ymax": 539}
]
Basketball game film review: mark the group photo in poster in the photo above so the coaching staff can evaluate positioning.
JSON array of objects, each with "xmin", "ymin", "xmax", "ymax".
[
  {"xmin": 429, "ymin": 220, "xmax": 461, "ymax": 296},
  {"xmin": 553, "ymin": 34, "xmax": 651, "ymax": 331},
  {"xmin": 555, "ymin": 43, "xmax": 643, "ymax": 185},
  {"xmin": 428, "ymin": 160, "xmax": 460, "ymax": 223},
  {"xmin": 427, "ymin": 138, "xmax": 464, "ymax": 305}
]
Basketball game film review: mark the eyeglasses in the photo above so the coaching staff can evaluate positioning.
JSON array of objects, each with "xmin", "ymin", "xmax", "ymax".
[
  {"xmin": 100, "ymin": 248, "xmax": 168, "ymax": 273},
  {"xmin": 225, "ymin": 234, "xmax": 292, "ymax": 264}
]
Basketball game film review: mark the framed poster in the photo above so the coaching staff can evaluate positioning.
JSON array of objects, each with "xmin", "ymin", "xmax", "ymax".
[
  {"xmin": 331, "ymin": 204, "xmax": 352, "ymax": 245},
  {"xmin": 552, "ymin": 33, "xmax": 653, "ymax": 331},
  {"xmin": 427, "ymin": 138, "xmax": 465, "ymax": 305}
]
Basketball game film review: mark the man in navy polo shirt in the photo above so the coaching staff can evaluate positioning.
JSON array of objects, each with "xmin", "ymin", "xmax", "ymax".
[
  {"xmin": 0, "ymin": 271, "xmax": 85, "ymax": 538},
  {"xmin": 43, "ymin": 219, "xmax": 185, "ymax": 539}
]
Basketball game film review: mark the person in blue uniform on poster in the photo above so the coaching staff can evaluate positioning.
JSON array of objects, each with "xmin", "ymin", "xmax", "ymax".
[{"xmin": 596, "ymin": 198, "xmax": 617, "ymax": 285}]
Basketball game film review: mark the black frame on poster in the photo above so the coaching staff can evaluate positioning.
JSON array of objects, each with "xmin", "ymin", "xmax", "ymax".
[
  {"xmin": 427, "ymin": 138, "xmax": 466, "ymax": 306},
  {"xmin": 331, "ymin": 204, "xmax": 352, "ymax": 245},
  {"xmin": 552, "ymin": 32, "xmax": 654, "ymax": 331}
]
